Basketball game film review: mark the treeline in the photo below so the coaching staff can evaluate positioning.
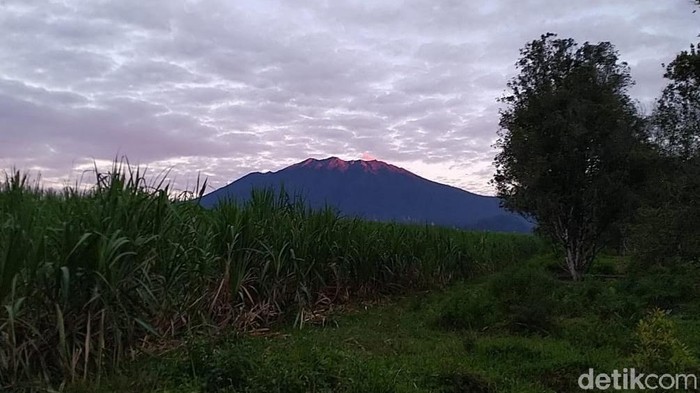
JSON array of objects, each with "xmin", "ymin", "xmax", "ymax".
[
  {"xmin": 493, "ymin": 32, "xmax": 700, "ymax": 279},
  {"xmin": 632, "ymin": 43, "xmax": 700, "ymax": 266}
]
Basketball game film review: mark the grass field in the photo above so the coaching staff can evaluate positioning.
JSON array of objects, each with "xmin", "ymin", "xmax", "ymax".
[
  {"xmin": 0, "ymin": 164, "xmax": 544, "ymax": 391},
  {"xmin": 65, "ymin": 255, "xmax": 700, "ymax": 393}
]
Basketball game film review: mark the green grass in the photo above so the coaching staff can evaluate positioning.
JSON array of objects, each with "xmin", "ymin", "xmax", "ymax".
[
  {"xmin": 69, "ymin": 265, "xmax": 700, "ymax": 393},
  {"xmin": 0, "ymin": 162, "xmax": 545, "ymax": 390}
]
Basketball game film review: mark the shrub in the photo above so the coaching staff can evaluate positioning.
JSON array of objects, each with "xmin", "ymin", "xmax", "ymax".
[
  {"xmin": 488, "ymin": 265, "xmax": 561, "ymax": 334},
  {"xmin": 631, "ymin": 308, "xmax": 698, "ymax": 373},
  {"xmin": 623, "ymin": 262, "xmax": 700, "ymax": 310},
  {"xmin": 555, "ymin": 279, "xmax": 643, "ymax": 320},
  {"xmin": 436, "ymin": 287, "xmax": 496, "ymax": 331},
  {"xmin": 588, "ymin": 255, "xmax": 620, "ymax": 275}
]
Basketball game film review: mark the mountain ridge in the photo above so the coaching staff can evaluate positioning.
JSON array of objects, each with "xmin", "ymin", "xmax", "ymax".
[{"xmin": 198, "ymin": 157, "xmax": 532, "ymax": 233}]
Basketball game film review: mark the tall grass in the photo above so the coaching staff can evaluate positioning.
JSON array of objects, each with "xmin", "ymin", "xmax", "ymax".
[{"xmin": 0, "ymin": 161, "xmax": 544, "ymax": 390}]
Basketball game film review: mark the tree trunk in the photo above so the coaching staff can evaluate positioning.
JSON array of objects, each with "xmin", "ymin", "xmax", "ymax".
[
  {"xmin": 564, "ymin": 237, "xmax": 594, "ymax": 281},
  {"xmin": 552, "ymin": 215, "xmax": 599, "ymax": 281}
]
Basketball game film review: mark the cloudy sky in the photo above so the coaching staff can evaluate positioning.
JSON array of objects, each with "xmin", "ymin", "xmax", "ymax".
[{"xmin": 1, "ymin": 0, "xmax": 698, "ymax": 195}]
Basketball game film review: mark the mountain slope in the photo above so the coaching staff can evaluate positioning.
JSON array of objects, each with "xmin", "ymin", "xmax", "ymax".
[{"xmin": 198, "ymin": 157, "xmax": 532, "ymax": 232}]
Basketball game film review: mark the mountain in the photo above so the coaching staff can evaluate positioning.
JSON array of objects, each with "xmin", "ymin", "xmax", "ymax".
[{"xmin": 198, "ymin": 157, "xmax": 533, "ymax": 233}]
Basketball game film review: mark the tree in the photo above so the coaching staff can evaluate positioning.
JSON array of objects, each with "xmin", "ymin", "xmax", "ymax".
[
  {"xmin": 634, "ymin": 43, "xmax": 700, "ymax": 264},
  {"xmin": 651, "ymin": 44, "xmax": 700, "ymax": 159},
  {"xmin": 493, "ymin": 33, "xmax": 643, "ymax": 280}
]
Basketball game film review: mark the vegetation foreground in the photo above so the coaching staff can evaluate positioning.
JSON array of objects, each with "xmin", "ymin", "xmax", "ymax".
[
  {"xmin": 0, "ymin": 165, "xmax": 543, "ymax": 391},
  {"xmin": 2, "ymin": 166, "xmax": 699, "ymax": 392},
  {"xmin": 70, "ymin": 255, "xmax": 700, "ymax": 393}
]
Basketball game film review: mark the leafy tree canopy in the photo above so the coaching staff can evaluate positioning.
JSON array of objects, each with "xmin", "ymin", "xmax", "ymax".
[
  {"xmin": 494, "ymin": 33, "xmax": 643, "ymax": 280},
  {"xmin": 651, "ymin": 44, "xmax": 700, "ymax": 160},
  {"xmin": 633, "ymin": 42, "xmax": 700, "ymax": 265}
]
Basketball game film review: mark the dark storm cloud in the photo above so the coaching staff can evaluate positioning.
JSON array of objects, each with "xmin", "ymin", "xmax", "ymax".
[{"xmin": 1, "ymin": 0, "xmax": 698, "ymax": 194}]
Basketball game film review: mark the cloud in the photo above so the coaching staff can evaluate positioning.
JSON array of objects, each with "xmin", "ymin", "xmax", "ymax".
[
  {"xmin": 361, "ymin": 152, "xmax": 377, "ymax": 161},
  {"xmin": 1, "ymin": 0, "xmax": 698, "ymax": 195}
]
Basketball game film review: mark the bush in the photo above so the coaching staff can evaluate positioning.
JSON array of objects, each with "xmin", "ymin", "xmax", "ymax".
[
  {"xmin": 588, "ymin": 255, "xmax": 620, "ymax": 275},
  {"xmin": 438, "ymin": 265, "xmax": 564, "ymax": 334},
  {"xmin": 436, "ymin": 287, "xmax": 496, "ymax": 331},
  {"xmin": 555, "ymin": 279, "xmax": 643, "ymax": 320},
  {"xmin": 622, "ymin": 262, "xmax": 700, "ymax": 310},
  {"xmin": 488, "ymin": 265, "xmax": 561, "ymax": 334},
  {"xmin": 631, "ymin": 308, "xmax": 698, "ymax": 373}
]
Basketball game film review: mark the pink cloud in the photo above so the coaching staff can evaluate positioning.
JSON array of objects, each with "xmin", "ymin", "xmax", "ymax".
[{"xmin": 361, "ymin": 152, "xmax": 377, "ymax": 161}]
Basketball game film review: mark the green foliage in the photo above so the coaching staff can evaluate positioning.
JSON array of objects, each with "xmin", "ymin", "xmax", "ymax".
[
  {"xmin": 623, "ymin": 261, "xmax": 700, "ymax": 310},
  {"xmin": 165, "ymin": 338, "xmax": 399, "ymax": 393},
  {"xmin": 632, "ymin": 308, "xmax": 698, "ymax": 373},
  {"xmin": 0, "ymin": 162, "xmax": 545, "ymax": 389},
  {"xmin": 488, "ymin": 265, "xmax": 560, "ymax": 334},
  {"xmin": 557, "ymin": 317, "xmax": 632, "ymax": 350},
  {"xmin": 247, "ymin": 346, "xmax": 397, "ymax": 393},
  {"xmin": 425, "ymin": 370, "xmax": 496, "ymax": 393},
  {"xmin": 461, "ymin": 331, "xmax": 479, "ymax": 352},
  {"xmin": 438, "ymin": 263, "xmax": 571, "ymax": 335},
  {"xmin": 555, "ymin": 279, "xmax": 643, "ymax": 320},
  {"xmin": 651, "ymin": 43, "xmax": 700, "ymax": 159},
  {"xmin": 63, "ymin": 264, "xmax": 700, "ymax": 393},
  {"xmin": 184, "ymin": 337, "xmax": 255, "ymax": 392},
  {"xmin": 632, "ymin": 42, "xmax": 700, "ymax": 267},
  {"xmin": 435, "ymin": 253, "xmax": 696, "ymax": 352},
  {"xmin": 436, "ymin": 287, "xmax": 496, "ymax": 331},
  {"xmin": 587, "ymin": 255, "xmax": 620, "ymax": 275},
  {"xmin": 494, "ymin": 33, "xmax": 644, "ymax": 280}
]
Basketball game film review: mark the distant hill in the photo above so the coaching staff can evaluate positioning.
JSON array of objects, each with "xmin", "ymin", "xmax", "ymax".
[{"xmin": 198, "ymin": 157, "xmax": 533, "ymax": 233}]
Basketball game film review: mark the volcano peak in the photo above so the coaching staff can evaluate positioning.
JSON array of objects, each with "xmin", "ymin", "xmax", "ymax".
[{"xmin": 293, "ymin": 156, "xmax": 410, "ymax": 175}]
